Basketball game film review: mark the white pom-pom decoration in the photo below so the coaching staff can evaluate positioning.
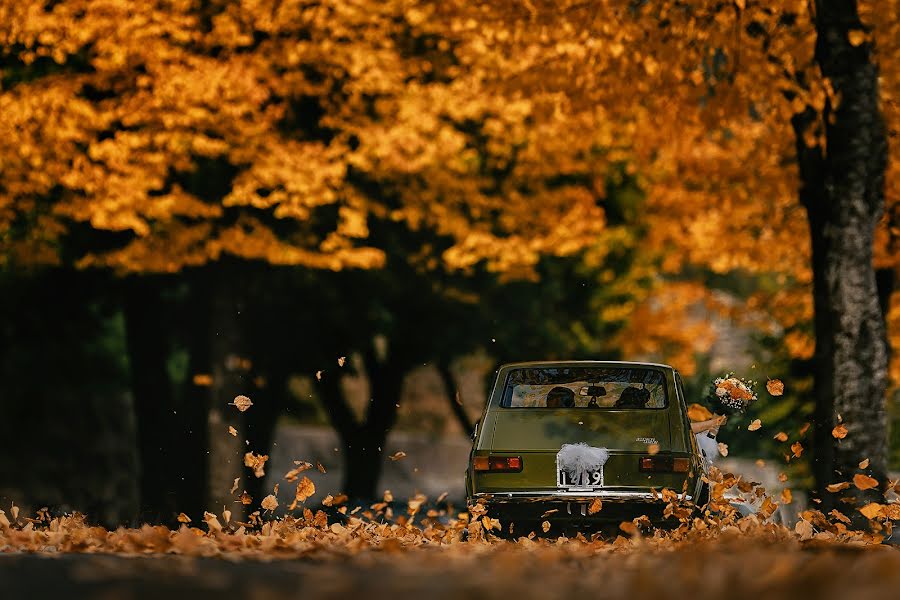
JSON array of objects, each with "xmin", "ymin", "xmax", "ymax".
[{"xmin": 557, "ymin": 443, "xmax": 610, "ymax": 487}]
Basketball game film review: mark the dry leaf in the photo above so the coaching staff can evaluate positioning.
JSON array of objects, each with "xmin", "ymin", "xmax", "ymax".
[
  {"xmin": 230, "ymin": 395, "xmax": 253, "ymax": 412},
  {"xmin": 315, "ymin": 370, "xmax": 323, "ymax": 381},
  {"xmin": 859, "ymin": 458, "xmax": 870, "ymax": 469},
  {"xmin": 717, "ymin": 442, "xmax": 729, "ymax": 457},
  {"xmin": 289, "ymin": 477, "xmax": 316, "ymax": 510},
  {"xmin": 338, "ymin": 356, "xmax": 346, "ymax": 367},
  {"xmin": 176, "ymin": 513, "xmax": 191, "ymax": 524},
  {"xmin": 859, "ymin": 503, "xmax": 884, "ymax": 519},
  {"xmin": 239, "ymin": 491, "xmax": 252, "ymax": 505},
  {"xmin": 747, "ymin": 419, "xmax": 762, "ymax": 431},
  {"xmin": 848, "ymin": 30, "xmax": 866, "ymax": 46},
  {"xmin": 647, "ymin": 444, "xmax": 660, "ymax": 455},
  {"xmin": 243, "ymin": 452, "xmax": 269, "ymax": 478},
  {"xmin": 261, "ymin": 494, "xmax": 278, "ymax": 512},
  {"xmin": 588, "ymin": 498, "xmax": 603, "ymax": 515},
  {"xmin": 687, "ymin": 404, "xmax": 713, "ymax": 422},
  {"xmin": 832, "ymin": 424, "xmax": 848, "ymax": 439},
  {"xmin": 192, "ymin": 373, "xmax": 213, "ymax": 386},
  {"xmin": 284, "ymin": 462, "xmax": 313, "ymax": 482},
  {"xmin": 799, "ymin": 422, "xmax": 811, "ymax": 435},
  {"xmin": 619, "ymin": 521, "xmax": 638, "ymax": 536},
  {"xmin": 540, "ymin": 509, "xmax": 558, "ymax": 518},
  {"xmin": 230, "ymin": 477, "xmax": 240, "ymax": 494},
  {"xmin": 778, "ymin": 473, "xmax": 788, "ymax": 483},
  {"xmin": 781, "ymin": 489, "xmax": 793, "ymax": 504},
  {"xmin": 791, "ymin": 442, "xmax": 803, "ymax": 458},
  {"xmin": 228, "ymin": 426, "xmax": 238, "ymax": 437},
  {"xmin": 830, "ymin": 509, "xmax": 851, "ymax": 524},
  {"xmin": 766, "ymin": 379, "xmax": 784, "ymax": 396},
  {"xmin": 826, "ymin": 482, "xmax": 850, "ymax": 493},
  {"xmin": 389, "ymin": 451, "xmax": 407, "ymax": 461},
  {"xmin": 317, "ymin": 461, "xmax": 327, "ymax": 474},
  {"xmin": 541, "ymin": 520, "xmax": 551, "ymax": 533},
  {"xmin": 853, "ymin": 474, "xmax": 879, "ymax": 491},
  {"xmin": 774, "ymin": 432, "xmax": 789, "ymax": 442},
  {"xmin": 383, "ymin": 490, "xmax": 394, "ymax": 503}
]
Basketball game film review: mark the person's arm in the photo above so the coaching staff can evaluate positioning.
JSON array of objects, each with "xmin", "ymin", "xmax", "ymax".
[{"xmin": 691, "ymin": 415, "xmax": 727, "ymax": 434}]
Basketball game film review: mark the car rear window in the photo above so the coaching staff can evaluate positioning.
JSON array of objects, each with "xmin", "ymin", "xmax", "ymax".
[{"xmin": 500, "ymin": 367, "xmax": 667, "ymax": 409}]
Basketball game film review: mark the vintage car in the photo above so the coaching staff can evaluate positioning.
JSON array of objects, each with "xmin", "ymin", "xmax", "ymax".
[{"xmin": 465, "ymin": 361, "xmax": 706, "ymax": 533}]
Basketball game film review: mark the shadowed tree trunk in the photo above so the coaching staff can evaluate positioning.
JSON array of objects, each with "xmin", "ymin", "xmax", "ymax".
[
  {"xmin": 123, "ymin": 276, "xmax": 177, "ymax": 522},
  {"xmin": 437, "ymin": 360, "xmax": 474, "ymax": 434},
  {"xmin": 796, "ymin": 0, "xmax": 889, "ymax": 514}
]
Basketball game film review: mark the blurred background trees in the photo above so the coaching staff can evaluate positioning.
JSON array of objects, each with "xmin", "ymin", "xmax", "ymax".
[{"xmin": 1, "ymin": 0, "xmax": 898, "ymax": 524}]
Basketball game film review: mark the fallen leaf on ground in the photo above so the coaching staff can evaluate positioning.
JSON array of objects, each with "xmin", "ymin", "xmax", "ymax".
[
  {"xmin": 774, "ymin": 432, "xmax": 788, "ymax": 442},
  {"xmin": 766, "ymin": 379, "xmax": 784, "ymax": 396},
  {"xmin": 389, "ymin": 451, "xmax": 407, "ymax": 461},
  {"xmin": 853, "ymin": 474, "xmax": 879, "ymax": 491},
  {"xmin": 261, "ymin": 495, "xmax": 278, "ymax": 512},
  {"xmin": 230, "ymin": 395, "xmax": 253, "ymax": 412},
  {"xmin": 747, "ymin": 419, "xmax": 762, "ymax": 431},
  {"xmin": 832, "ymin": 424, "xmax": 848, "ymax": 439}
]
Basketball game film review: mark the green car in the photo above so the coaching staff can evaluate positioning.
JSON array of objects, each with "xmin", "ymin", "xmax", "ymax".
[{"xmin": 465, "ymin": 361, "xmax": 705, "ymax": 532}]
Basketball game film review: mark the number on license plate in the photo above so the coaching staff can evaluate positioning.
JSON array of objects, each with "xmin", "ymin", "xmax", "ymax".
[{"xmin": 559, "ymin": 469, "xmax": 603, "ymax": 487}]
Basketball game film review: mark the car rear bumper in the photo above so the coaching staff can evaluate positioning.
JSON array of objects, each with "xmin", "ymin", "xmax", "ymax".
[{"xmin": 471, "ymin": 490, "xmax": 692, "ymax": 503}]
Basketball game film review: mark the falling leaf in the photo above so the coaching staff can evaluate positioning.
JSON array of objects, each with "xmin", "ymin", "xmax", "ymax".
[
  {"xmin": 778, "ymin": 473, "xmax": 788, "ymax": 483},
  {"xmin": 832, "ymin": 424, "xmax": 848, "ymax": 439},
  {"xmin": 230, "ymin": 395, "xmax": 253, "ymax": 412},
  {"xmin": 774, "ymin": 432, "xmax": 789, "ymax": 442},
  {"xmin": 647, "ymin": 444, "xmax": 660, "ymax": 455},
  {"xmin": 830, "ymin": 509, "xmax": 851, "ymax": 524},
  {"xmin": 317, "ymin": 461, "xmax": 327, "ymax": 474},
  {"xmin": 192, "ymin": 373, "xmax": 213, "ymax": 386},
  {"xmin": 781, "ymin": 489, "xmax": 793, "ymax": 504},
  {"xmin": 541, "ymin": 520, "xmax": 551, "ymax": 533},
  {"xmin": 859, "ymin": 503, "xmax": 884, "ymax": 519},
  {"xmin": 389, "ymin": 451, "xmax": 407, "ymax": 461},
  {"xmin": 766, "ymin": 379, "xmax": 784, "ymax": 396},
  {"xmin": 794, "ymin": 519, "xmax": 814, "ymax": 540},
  {"xmin": 261, "ymin": 495, "xmax": 278, "ymax": 512},
  {"xmin": 619, "ymin": 521, "xmax": 638, "ymax": 536},
  {"xmin": 687, "ymin": 404, "xmax": 713, "ymax": 422},
  {"xmin": 799, "ymin": 422, "xmax": 811, "ymax": 435},
  {"xmin": 717, "ymin": 442, "xmax": 729, "ymax": 457},
  {"xmin": 315, "ymin": 370, "xmax": 323, "ymax": 381},
  {"xmin": 588, "ymin": 498, "xmax": 603, "ymax": 514},
  {"xmin": 791, "ymin": 442, "xmax": 803, "ymax": 458},
  {"xmin": 285, "ymin": 461, "xmax": 313, "ymax": 482},
  {"xmin": 826, "ymin": 482, "xmax": 850, "ymax": 493},
  {"xmin": 383, "ymin": 490, "xmax": 394, "ymax": 503},
  {"xmin": 176, "ymin": 513, "xmax": 191, "ymax": 524},
  {"xmin": 338, "ymin": 356, "xmax": 346, "ymax": 367},
  {"xmin": 239, "ymin": 491, "xmax": 252, "ymax": 505},
  {"xmin": 848, "ymin": 30, "xmax": 866, "ymax": 46},
  {"xmin": 288, "ymin": 476, "xmax": 316, "ymax": 510},
  {"xmin": 243, "ymin": 452, "xmax": 269, "ymax": 478},
  {"xmin": 859, "ymin": 458, "xmax": 870, "ymax": 469},
  {"xmin": 853, "ymin": 474, "xmax": 879, "ymax": 491},
  {"xmin": 228, "ymin": 426, "xmax": 237, "ymax": 437},
  {"xmin": 747, "ymin": 419, "xmax": 762, "ymax": 431},
  {"xmin": 541, "ymin": 509, "xmax": 559, "ymax": 518},
  {"xmin": 230, "ymin": 478, "xmax": 240, "ymax": 494}
]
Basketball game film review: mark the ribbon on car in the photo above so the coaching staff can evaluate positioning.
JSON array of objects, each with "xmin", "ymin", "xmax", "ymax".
[{"xmin": 557, "ymin": 442, "xmax": 610, "ymax": 487}]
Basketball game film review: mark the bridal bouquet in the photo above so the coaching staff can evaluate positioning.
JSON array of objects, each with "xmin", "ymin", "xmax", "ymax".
[{"xmin": 708, "ymin": 373, "xmax": 758, "ymax": 413}]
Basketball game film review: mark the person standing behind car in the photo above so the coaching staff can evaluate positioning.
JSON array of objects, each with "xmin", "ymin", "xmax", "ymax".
[{"xmin": 691, "ymin": 414, "xmax": 727, "ymax": 470}]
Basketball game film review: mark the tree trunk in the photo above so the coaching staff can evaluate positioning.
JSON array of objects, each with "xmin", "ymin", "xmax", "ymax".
[
  {"xmin": 437, "ymin": 360, "xmax": 474, "ymax": 434},
  {"xmin": 798, "ymin": 1, "xmax": 890, "ymax": 514},
  {"xmin": 123, "ymin": 276, "xmax": 177, "ymax": 522}
]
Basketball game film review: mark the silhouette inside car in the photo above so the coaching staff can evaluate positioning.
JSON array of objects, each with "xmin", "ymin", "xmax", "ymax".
[{"xmin": 613, "ymin": 386, "xmax": 651, "ymax": 408}]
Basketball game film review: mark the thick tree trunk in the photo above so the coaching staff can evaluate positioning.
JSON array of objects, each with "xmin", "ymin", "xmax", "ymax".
[
  {"xmin": 123, "ymin": 276, "xmax": 177, "ymax": 522},
  {"xmin": 798, "ymin": 1, "xmax": 890, "ymax": 514}
]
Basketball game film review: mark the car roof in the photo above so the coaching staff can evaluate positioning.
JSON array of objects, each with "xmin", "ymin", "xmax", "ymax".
[{"xmin": 497, "ymin": 360, "xmax": 675, "ymax": 371}]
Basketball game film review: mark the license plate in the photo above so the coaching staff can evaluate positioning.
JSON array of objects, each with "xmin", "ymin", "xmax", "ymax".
[{"xmin": 558, "ymin": 467, "xmax": 604, "ymax": 488}]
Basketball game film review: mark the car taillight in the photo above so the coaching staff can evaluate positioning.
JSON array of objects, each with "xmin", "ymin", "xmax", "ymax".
[
  {"xmin": 639, "ymin": 456, "xmax": 690, "ymax": 473},
  {"xmin": 473, "ymin": 455, "xmax": 523, "ymax": 472}
]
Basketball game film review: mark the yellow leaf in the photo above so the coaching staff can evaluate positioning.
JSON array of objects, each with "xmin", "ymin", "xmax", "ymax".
[
  {"xmin": 228, "ymin": 426, "xmax": 238, "ymax": 437},
  {"xmin": 832, "ymin": 424, "xmax": 848, "ymax": 439},
  {"xmin": 859, "ymin": 503, "xmax": 884, "ymax": 520},
  {"xmin": 774, "ymin": 432, "xmax": 788, "ymax": 442},
  {"xmin": 176, "ymin": 512, "xmax": 191, "ymax": 524},
  {"xmin": 588, "ymin": 498, "xmax": 603, "ymax": 515},
  {"xmin": 288, "ymin": 476, "xmax": 316, "ymax": 510},
  {"xmin": 791, "ymin": 442, "xmax": 803, "ymax": 458},
  {"xmin": 848, "ymin": 30, "xmax": 866, "ymax": 46},
  {"xmin": 826, "ymin": 482, "xmax": 850, "ymax": 493},
  {"xmin": 766, "ymin": 379, "xmax": 784, "ymax": 396},
  {"xmin": 859, "ymin": 458, "xmax": 870, "ymax": 469},
  {"xmin": 853, "ymin": 474, "xmax": 879, "ymax": 491},
  {"xmin": 230, "ymin": 395, "xmax": 253, "ymax": 412},
  {"xmin": 647, "ymin": 444, "xmax": 660, "ymax": 455},
  {"xmin": 192, "ymin": 373, "xmax": 213, "ymax": 386},
  {"xmin": 687, "ymin": 404, "xmax": 713, "ymax": 422},
  {"xmin": 747, "ymin": 419, "xmax": 762, "ymax": 431},
  {"xmin": 781, "ymin": 488, "xmax": 793, "ymax": 504}
]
